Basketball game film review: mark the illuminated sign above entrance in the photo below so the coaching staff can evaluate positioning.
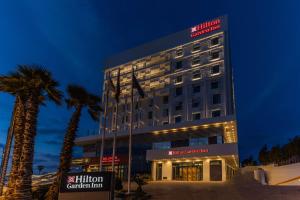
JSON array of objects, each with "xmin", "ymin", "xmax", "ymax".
[
  {"xmin": 168, "ymin": 149, "xmax": 209, "ymax": 156},
  {"xmin": 190, "ymin": 19, "xmax": 221, "ymax": 38}
]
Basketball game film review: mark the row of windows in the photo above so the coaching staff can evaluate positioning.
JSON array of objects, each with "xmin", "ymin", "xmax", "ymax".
[
  {"xmin": 175, "ymin": 37, "xmax": 220, "ymax": 57},
  {"xmin": 172, "ymin": 109, "xmax": 221, "ymax": 124}
]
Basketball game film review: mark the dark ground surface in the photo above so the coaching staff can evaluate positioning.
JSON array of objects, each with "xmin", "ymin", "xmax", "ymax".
[{"xmin": 143, "ymin": 173, "xmax": 300, "ymax": 200}]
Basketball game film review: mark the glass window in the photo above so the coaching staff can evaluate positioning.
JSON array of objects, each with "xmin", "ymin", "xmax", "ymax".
[
  {"xmin": 192, "ymin": 113, "xmax": 201, "ymax": 120},
  {"xmin": 211, "ymin": 51, "xmax": 219, "ymax": 60},
  {"xmin": 175, "ymin": 61, "xmax": 183, "ymax": 70},
  {"xmin": 211, "ymin": 37, "xmax": 219, "ymax": 46},
  {"xmin": 176, "ymin": 49, "xmax": 183, "ymax": 57},
  {"xmin": 175, "ymin": 102, "xmax": 183, "ymax": 111},
  {"xmin": 192, "ymin": 57, "xmax": 201, "ymax": 66},
  {"xmin": 211, "ymin": 65, "xmax": 220, "ymax": 74},
  {"xmin": 192, "ymin": 99, "xmax": 200, "ymax": 108},
  {"xmin": 149, "ymin": 98, "xmax": 154, "ymax": 107},
  {"xmin": 175, "ymin": 87, "xmax": 183, "ymax": 96},
  {"xmin": 163, "ymin": 109, "xmax": 169, "ymax": 117},
  {"xmin": 163, "ymin": 95, "xmax": 169, "ymax": 104},
  {"xmin": 175, "ymin": 115, "xmax": 182, "ymax": 123},
  {"xmin": 192, "ymin": 43, "xmax": 201, "ymax": 52},
  {"xmin": 148, "ymin": 111, "xmax": 153, "ymax": 119},
  {"xmin": 212, "ymin": 110, "xmax": 221, "ymax": 117},
  {"xmin": 189, "ymin": 137, "xmax": 208, "ymax": 146},
  {"xmin": 152, "ymin": 141, "xmax": 171, "ymax": 150},
  {"xmin": 175, "ymin": 75, "xmax": 183, "ymax": 84},
  {"xmin": 163, "ymin": 121, "xmax": 169, "ymax": 125},
  {"xmin": 192, "ymin": 70, "xmax": 201, "ymax": 80},
  {"xmin": 211, "ymin": 81, "xmax": 219, "ymax": 89},
  {"xmin": 193, "ymin": 84, "xmax": 201, "ymax": 93},
  {"xmin": 212, "ymin": 94, "xmax": 221, "ymax": 104}
]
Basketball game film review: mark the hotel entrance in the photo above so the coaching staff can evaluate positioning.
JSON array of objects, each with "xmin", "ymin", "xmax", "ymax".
[{"xmin": 172, "ymin": 161, "xmax": 203, "ymax": 181}]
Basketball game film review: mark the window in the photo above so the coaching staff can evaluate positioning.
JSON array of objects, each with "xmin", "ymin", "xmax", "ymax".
[
  {"xmin": 193, "ymin": 84, "xmax": 201, "ymax": 93},
  {"xmin": 175, "ymin": 75, "xmax": 183, "ymax": 84},
  {"xmin": 163, "ymin": 95, "xmax": 169, "ymax": 104},
  {"xmin": 163, "ymin": 109, "xmax": 169, "ymax": 117},
  {"xmin": 148, "ymin": 111, "xmax": 153, "ymax": 119},
  {"xmin": 175, "ymin": 61, "xmax": 183, "ymax": 70},
  {"xmin": 163, "ymin": 121, "xmax": 169, "ymax": 125},
  {"xmin": 192, "ymin": 70, "xmax": 201, "ymax": 80},
  {"xmin": 135, "ymin": 102, "xmax": 139, "ymax": 110},
  {"xmin": 175, "ymin": 48, "xmax": 183, "ymax": 57},
  {"xmin": 175, "ymin": 102, "xmax": 183, "ymax": 111},
  {"xmin": 192, "ymin": 43, "xmax": 201, "ymax": 52},
  {"xmin": 211, "ymin": 65, "xmax": 220, "ymax": 75},
  {"xmin": 211, "ymin": 37, "xmax": 219, "ymax": 46},
  {"xmin": 175, "ymin": 115, "xmax": 182, "ymax": 123},
  {"xmin": 192, "ymin": 99, "xmax": 200, "ymax": 108},
  {"xmin": 211, "ymin": 81, "xmax": 219, "ymax": 89},
  {"xmin": 153, "ymin": 141, "xmax": 171, "ymax": 150},
  {"xmin": 190, "ymin": 137, "xmax": 208, "ymax": 146},
  {"xmin": 175, "ymin": 87, "xmax": 183, "ymax": 96},
  {"xmin": 212, "ymin": 110, "xmax": 221, "ymax": 117},
  {"xmin": 192, "ymin": 56, "xmax": 201, "ymax": 66},
  {"xmin": 192, "ymin": 112, "xmax": 201, "ymax": 120},
  {"xmin": 212, "ymin": 94, "xmax": 221, "ymax": 104},
  {"xmin": 211, "ymin": 51, "xmax": 219, "ymax": 60},
  {"xmin": 149, "ymin": 98, "xmax": 154, "ymax": 107}
]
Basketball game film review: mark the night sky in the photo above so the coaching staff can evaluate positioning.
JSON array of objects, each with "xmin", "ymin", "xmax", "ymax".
[{"xmin": 0, "ymin": 0, "xmax": 299, "ymax": 173}]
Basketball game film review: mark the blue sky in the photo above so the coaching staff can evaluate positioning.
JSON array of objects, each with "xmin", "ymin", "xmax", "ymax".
[{"xmin": 0, "ymin": 0, "xmax": 300, "ymax": 173}]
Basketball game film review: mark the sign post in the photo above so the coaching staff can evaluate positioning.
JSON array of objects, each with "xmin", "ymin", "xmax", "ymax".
[{"xmin": 58, "ymin": 172, "xmax": 114, "ymax": 200}]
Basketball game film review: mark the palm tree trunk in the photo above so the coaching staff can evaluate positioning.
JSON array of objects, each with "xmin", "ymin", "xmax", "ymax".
[
  {"xmin": 45, "ymin": 106, "xmax": 82, "ymax": 200},
  {"xmin": 4, "ymin": 96, "xmax": 26, "ymax": 199},
  {"xmin": 14, "ymin": 94, "xmax": 39, "ymax": 200},
  {"xmin": 0, "ymin": 98, "xmax": 17, "ymax": 196}
]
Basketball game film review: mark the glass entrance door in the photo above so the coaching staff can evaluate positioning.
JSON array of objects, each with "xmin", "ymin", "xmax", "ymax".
[
  {"xmin": 156, "ymin": 163, "xmax": 162, "ymax": 180},
  {"xmin": 172, "ymin": 161, "xmax": 203, "ymax": 181}
]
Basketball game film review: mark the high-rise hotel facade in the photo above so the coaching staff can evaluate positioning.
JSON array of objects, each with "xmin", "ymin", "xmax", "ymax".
[{"xmin": 74, "ymin": 16, "xmax": 239, "ymax": 182}]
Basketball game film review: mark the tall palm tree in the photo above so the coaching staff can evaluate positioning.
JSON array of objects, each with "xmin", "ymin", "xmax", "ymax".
[
  {"xmin": 46, "ymin": 85, "xmax": 101, "ymax": 200},
  {"xmin": 12, "ymin": 65, "xmax": 63, "ymax": 200},
  {"xmin": 0, "ymin": 73, "xmax": 28, "ymax": 199}
]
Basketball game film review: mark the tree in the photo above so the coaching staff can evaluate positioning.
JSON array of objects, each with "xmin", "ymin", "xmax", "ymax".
[
  {"xmin": 13, "ymin": 66, "xmax": 63, "ymax": 200},
  {"xmin": 258, "ymin": 144, "xmax": 270, "ymax": 165},
  {"xmin": 37, "ymin": 165, "xmax": 45, "ymax": 175},
  {"xmin": 269, "ymin": 145, "xmax": 282, "ymax": 164},
  {"xmin": 241, "ymin": 155, "xmax": 257, "ymax": 167},
  {"xmin": 46, "ymin": 85, "xmax": 101, "ymax": 200},
  {"xmin": 0, "ymin": 71, "xmax": 29, "ymax": 198}
]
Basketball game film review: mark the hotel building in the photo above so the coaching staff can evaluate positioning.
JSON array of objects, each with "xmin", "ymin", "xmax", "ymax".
[{"xmin": 74, "ymin": 16, "xmax": 239, "ymax": 182}]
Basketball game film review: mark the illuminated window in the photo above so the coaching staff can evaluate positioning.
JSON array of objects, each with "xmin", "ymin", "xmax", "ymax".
[
  {"xmin": 211, "ymin": 81, "xmax": 219, "ymax": 89},
  {"xmin": 175, "ymin": 61, "xmax": 183, "ymax": 70},
  {"xmin": 192, "ymin": 56, "xmax": 201, "ymax": 66},
  {"xmin": 211, "ymin": 37, "xmax": 219, "ymax": 46},
  {"xmin": 192, "ymin": 112, "xmax": 201, "ymax": 120},
  {"xmin": 192, "ymin": 84, "xmax": 201, "ymax": 93},
  {"xmin": 192, "ymin": 43, "xmax": 201, "ymax": 52},
  {"xmin": 192, "ymin": 70, "xmax": 201, "ymax": 80},
  {"xmin": 212, "ymin": 94, "xmax": 221, "ymax": 104},
  {"xmin": 211, "ymin": 65, "xmax": 220, "ymax": 75},
  {"xmin": 212, "ymin": 109, "xmax": 221, "ymax": 117},
  {"xmin": 175, "ymin": 115, "xmax": 182, "ymax": 123},
  {"xmin": 175, "ymin": 87, "xmax": 183, "ymax": 96}
]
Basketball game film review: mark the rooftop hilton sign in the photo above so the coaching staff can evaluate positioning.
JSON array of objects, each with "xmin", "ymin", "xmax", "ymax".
[
  {"xmin": 190, "ymin": 18, "xmax": 221, "ymax": 38},
  {"xmin": 59, "ymin": 172, "xmax": 113, "ymax": 200}
]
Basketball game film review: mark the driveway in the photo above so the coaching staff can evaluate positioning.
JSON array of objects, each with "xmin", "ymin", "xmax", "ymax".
[{"xmin": 143, "ymin": 173, "xmax": 300, "ymax": 200}]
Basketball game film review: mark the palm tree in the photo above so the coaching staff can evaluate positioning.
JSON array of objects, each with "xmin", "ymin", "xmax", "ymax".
[
  {"xmin": 0, "ymin": 73, "xmax": 28, "ymax": 198},
  {"xmin": 46, "ymin": 85, "xmax": 101, "ymax": 200},
  {"xmin": 13, "ymin": 65, "xmax": 63, "ymax": 200}
]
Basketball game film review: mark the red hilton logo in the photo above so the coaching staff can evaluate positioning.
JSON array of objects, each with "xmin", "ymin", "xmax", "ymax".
[{"xmin": 190, "ymin": 19, "xmax": 221, "ymax": 38}]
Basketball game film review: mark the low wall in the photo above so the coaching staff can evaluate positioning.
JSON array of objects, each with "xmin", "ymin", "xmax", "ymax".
[{"xmin": 261, "ymin": 163, "xmax": 300, "ymax": 185}]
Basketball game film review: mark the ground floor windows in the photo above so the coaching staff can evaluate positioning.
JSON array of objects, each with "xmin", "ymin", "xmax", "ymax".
[
  {"xmin": 172, "ymin": 162, "xmax": 203, "ymax": 181},
  {"xmin": 210, "ymin": 160, "xmax": 222, "ymax": 181}
]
